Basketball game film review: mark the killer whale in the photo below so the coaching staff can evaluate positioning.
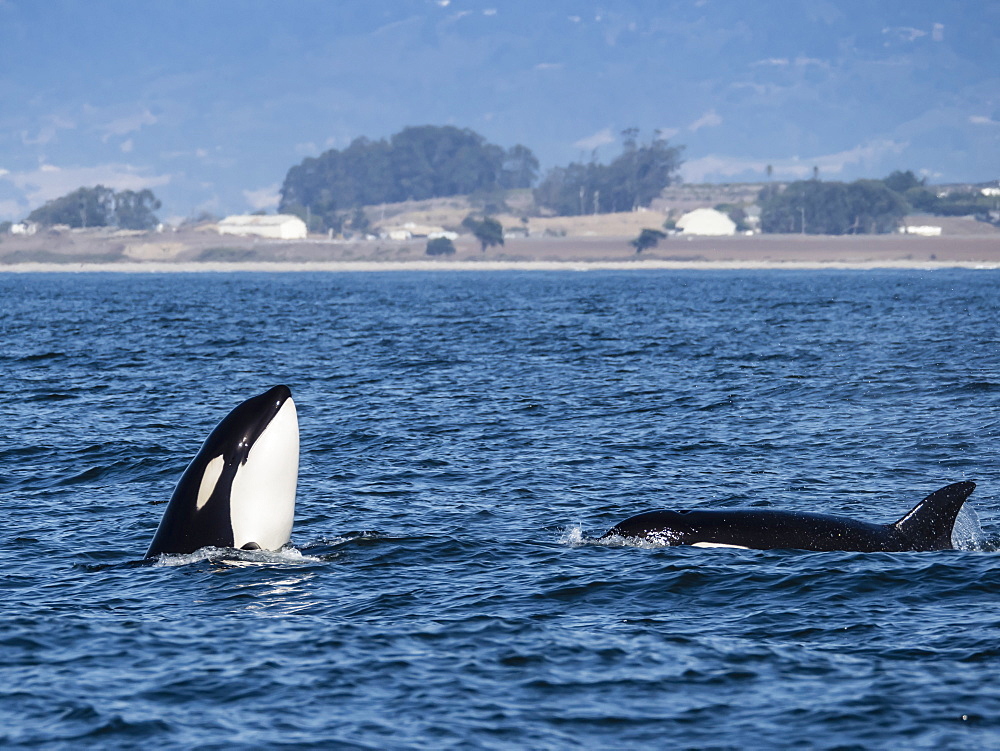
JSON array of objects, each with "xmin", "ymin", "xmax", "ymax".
[
  {"xmin": 145, "ymin": 385, "xmax": 299, "ymax": 557},
  {"xmin": 601, "ymin": 481, "xmax": 976, "ymax": 552}
]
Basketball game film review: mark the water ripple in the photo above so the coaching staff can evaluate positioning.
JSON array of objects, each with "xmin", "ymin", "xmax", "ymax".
[{"xmin": 1, "ymin": 270, "xmax": 999, "ymax": 748}]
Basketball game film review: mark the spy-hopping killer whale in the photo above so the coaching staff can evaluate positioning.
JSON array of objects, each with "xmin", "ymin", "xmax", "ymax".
[
  {"xmin": 601, "ymin": 481, "xmax": 976, "ymax": 552},
  {"xmin": 145, "ymin": 385, "xmax": 299, "ymax": 557}
]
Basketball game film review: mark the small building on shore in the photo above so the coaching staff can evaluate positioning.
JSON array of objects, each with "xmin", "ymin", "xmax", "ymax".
[
  {"xmin": 10, "ymin": 221, "xmax": 38, "ymax": 236},
  {"xmin": 379, "ymin": 222, "xmax": 457, "ymax": 241},
  {"xmin": 217, "ymin": 214, "xmax": 308, "ymax": 240},
  {"xmin": 901, "ymin": 224, "xmax": 943, "ymax": 236},
  {"xmin": 676, "ymin": 208, "xmax": 737, "ymax": 236}
]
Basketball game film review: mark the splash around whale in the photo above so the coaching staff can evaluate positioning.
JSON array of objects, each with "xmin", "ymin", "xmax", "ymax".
[{"xmin": 601, "ymin": 482, "xmax": 977, "ymax": 552}]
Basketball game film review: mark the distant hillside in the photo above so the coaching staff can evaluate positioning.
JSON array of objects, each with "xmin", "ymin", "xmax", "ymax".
[
  {"xmin": 365, "ymin": 195, "xmax": 674, "ymax": 240},
  {"xmin": 279, "ymin": 126, "xmax": 538, "ymax": 233}
]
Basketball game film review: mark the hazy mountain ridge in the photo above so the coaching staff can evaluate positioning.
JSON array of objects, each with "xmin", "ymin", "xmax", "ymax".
[{"xmin": 0, "ymin": 1, "xmax": 996, "ymax": 222}]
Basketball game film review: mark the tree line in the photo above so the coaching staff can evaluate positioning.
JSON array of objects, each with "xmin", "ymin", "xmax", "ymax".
[
  {"xmin": 758, "ymin": 170, "xmax": 997, "ymax": 235},
  {"xmin": 278, "ymin": 125, "xmax": 686, "ymax": 231},
  {"xmin": 532, "ymin": 129, "xmax": 684, "ymax": 215},
  {"xmin": 759, "ymin": 179, "xmax": 907, "ymax": 235},
  {"xmin": 279, "ymin": 125, "xmax": 539, "ymax": 232},
  {"xmin": 17, "ymin": 130, "xmax": 995, "ymax": 240},
  {"xmin": 26, "ymin": 186, "xmax": 162, "ymax": 230}
]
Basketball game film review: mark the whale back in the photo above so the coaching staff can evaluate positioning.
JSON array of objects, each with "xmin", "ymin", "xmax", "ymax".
[{"xmin": 602, "ymin": 481, "xmax": 977, "ymax": 552}]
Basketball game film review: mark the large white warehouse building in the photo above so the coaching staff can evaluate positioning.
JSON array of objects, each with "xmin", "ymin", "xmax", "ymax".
[
  {"xmin": 676, "ymin": 208, "xmax": 737, "ymax": 236},
  {"xmin": 217, "ymin": 214, "xmax": 308, "ymax": 240}
]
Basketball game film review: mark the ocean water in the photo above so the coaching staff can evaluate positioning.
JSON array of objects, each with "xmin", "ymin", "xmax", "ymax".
[{"xmin": 2, "ymin": 269, "xmax": 999, "ymax": 749}]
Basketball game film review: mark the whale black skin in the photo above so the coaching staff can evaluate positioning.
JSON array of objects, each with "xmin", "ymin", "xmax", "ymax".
[
  {"xmin": 145, "ymin": 385, "xmax": 298, "ymax": 558},
  {"xmin": 601, "ymin": 482, "xmax": 976, "ymax": 552}
]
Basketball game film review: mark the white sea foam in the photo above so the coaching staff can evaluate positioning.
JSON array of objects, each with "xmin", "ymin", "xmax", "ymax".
[
  {"xmin": 559, "ymin": 526, "xmax": 589, "ymax": 546},
  {"xmin": 150, "ymin": 544, "xmax": 323, "ymax": 567},
  {"xmin": 601, "ymin": 534, "xmax": 677, "ymax": 549},
  {"xmin": 560, "ymin": 525, "xmax": 684, "ymax": 549},
  {"xmin": 3, "ymin": 259, "xmax": 999, "ymax": 274},
  {"xmin": 951, "ymin": 504, "xmax": 989, "ymax": 551}
]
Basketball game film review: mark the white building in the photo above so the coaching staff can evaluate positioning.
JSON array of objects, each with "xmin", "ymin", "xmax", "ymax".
[
  {"xmin": 10, "ymin": 221, "xmax": 38, "ymax": 236},
  {"xmin": 676, "ymin": 208, "xmax": 737, "ymax": 236},
  {"xmin": 379, "ymin": 222, "xmax": 457, "ymax": 241},
  {"xmin": 901, "ymin": 225, "xmax": 943, "ymax": 236},
  {"xmin": 217, "ymin": 214, "xmax": 308, "ymax": 240}
]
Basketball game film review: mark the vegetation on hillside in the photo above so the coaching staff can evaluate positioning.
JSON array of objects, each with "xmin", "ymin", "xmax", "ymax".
[
  {"xmin": 758, "ymin": 170, "xmax": 998, "ymax": 235},
  {"xmin": 533, "ymin": 129, "xmax": 683, "ymax": 216},
  {"xmin": 27, "ymin": 186, "xmax": 162, "ymax": 230},
  {"xmin": 12, "ymin": 132, "xmax": 996, "ymax": 240},
  {"xmin": 279, "ymin": 126, "xmax": 538, "ymax": 232},
  {"xmin": 759, "ymin": 179, "xmax": 907, "ymax": 235}
]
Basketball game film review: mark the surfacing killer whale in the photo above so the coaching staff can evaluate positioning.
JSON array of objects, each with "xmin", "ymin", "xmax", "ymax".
[
  {"xmin": 144, "ymin": 386, "xmax": 979, "ymax": 557},
  {"xmin": 601, "ymin": 481, "xmax": 977, "ymax": 552},
  {"xmin": 145, "ymin": 385, "xmax": 299, "ymax": 557}
]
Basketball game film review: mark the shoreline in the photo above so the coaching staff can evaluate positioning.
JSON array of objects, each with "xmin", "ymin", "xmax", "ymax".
[
  {"xmin": 1, "ymin": 229, "xmax": 997, "ymax": 272},
  {"xmin": 2, "ymin": 258, "xmax": 1000, "ymax": 273}
]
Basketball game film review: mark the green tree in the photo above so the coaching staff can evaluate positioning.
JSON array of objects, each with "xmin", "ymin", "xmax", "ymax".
[
  {"xmin": 903, "ymin": 186, "xmax": 939, "ymax": 212},
  {"xmin": 112, "ymin": 189, "xmax": 162, "ymax": 230},
  {"xmin": 531, "ymin": 162, "xmax": 595, "ymax": 216},
  {"xmin": 28, "ymin": 186, "xmax": 112, "ymax": 227},
  {"xmin": 845, "ymin": 179, "xmax": 908, "ymax": 233},
  {"xmin": 426, "ymin": 236, "xmax": 456, "ymax": 256},
  {"xmin": 874, "ymin": 170, "xmax": 995, "ymax": 218},
  {"xmin": 923, "ymin": 190, "xmax": 991, "ymax": 218},
  {"xmin": 278, "ymin": 126, "xmax": 538, "ymax": 231},
  {"xmin": 759, "ymin": 180, "xmax": 906, "ymax": 235},
  {"xmin": 631, "ymin": 227, "xmax": 666, "ymax": 253},
  {"xmin": 350, "ymin": 206, "xmax": 370, "ymax": 234},
  {"xmin": 534, "ymin": 131, "xmax": 684, "ymax": 216},
  {"xmin": 462, "ymin": 215, "xmax": 504, "ymax": 252},
  {"xmin": 883, "ymin": 170, "xmax": 924, "ymax": 194},
  {"xmin": 27, "ymin": 185, "xmax": 161, "ymax": 229},
  {"xmin": 715, "ymin": 203, "xmax": 749, "ymax": 232},
  {"xmin": 500, "ymin": 144, "xmax": 540, "ymax": 189}
]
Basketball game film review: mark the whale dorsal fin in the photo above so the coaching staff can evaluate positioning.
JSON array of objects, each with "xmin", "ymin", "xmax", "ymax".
[{"xmin": 893, "ymin": 481, "xmax": 976, "ymax": 550}]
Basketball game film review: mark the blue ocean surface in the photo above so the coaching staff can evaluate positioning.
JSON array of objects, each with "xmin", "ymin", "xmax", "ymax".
[{"xmin": 2, "ymin": 269, "xmax": 999, "ymax": 749}]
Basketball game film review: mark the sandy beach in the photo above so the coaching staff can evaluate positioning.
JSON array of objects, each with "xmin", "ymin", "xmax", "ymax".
[{"xmin": 2, "ymin": 218, "xmax": 998, "ymax": 272}]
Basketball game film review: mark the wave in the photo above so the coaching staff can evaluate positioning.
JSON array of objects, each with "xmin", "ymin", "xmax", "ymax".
[{"xmin": 149, "ymin": 545, "xmax": 325, "ymax": 568}]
